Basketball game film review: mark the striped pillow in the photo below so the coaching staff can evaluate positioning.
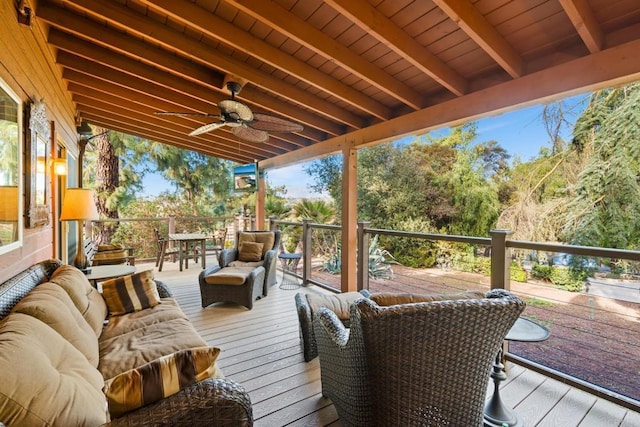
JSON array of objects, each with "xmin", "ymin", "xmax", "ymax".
[
  {"xmin": 104, "ymin": 347, "xmax": 220, "ymax": 418},
  {"xmin": 102, "ymin": 270, "xmax": 160, "ymax": 315}
]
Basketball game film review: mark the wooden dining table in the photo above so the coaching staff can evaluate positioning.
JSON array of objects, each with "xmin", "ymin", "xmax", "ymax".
[{"xmin": 168, "ymin": 233, "xmax": 207, "ymax": 271}]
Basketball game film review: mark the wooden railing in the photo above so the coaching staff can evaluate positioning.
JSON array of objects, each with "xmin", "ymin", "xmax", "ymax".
[
  {"xmin": 269, "ymin": 218, "xmax": 640, "ymax": 411},
  {"xmin": 88, "ymin": 215, "xmax": 254, "ymax": 261}
]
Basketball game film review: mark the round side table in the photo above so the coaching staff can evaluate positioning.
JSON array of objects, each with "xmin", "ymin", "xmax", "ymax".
[
  {"xmin": 484, "ymin": 317, "xmax": 550, "ymax": 427},
  {"xmin": 278, "ymin": 253, "xmax": 302, "ymax": 290},
  {"xmin": 85, "ymin": 265, "xmax": 137, "ymax": 289}
]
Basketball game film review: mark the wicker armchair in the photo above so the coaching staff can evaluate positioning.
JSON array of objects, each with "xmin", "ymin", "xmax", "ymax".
[
  {"xmin": 313, "ymin": 289, "xmax": 525, "ymax": 426},
  {"xmin": 219, "ymin": 231, "xmax": 281, "ymax": 287}
]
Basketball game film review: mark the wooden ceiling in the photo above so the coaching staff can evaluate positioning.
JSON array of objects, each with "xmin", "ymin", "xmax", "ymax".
[{"xmin": 35, "ymin": 0, "xmax": 640, "ymax": 167}]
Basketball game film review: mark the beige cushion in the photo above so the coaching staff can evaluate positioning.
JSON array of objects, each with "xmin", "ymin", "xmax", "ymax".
[
  {"xmin": 12, "ymin": 282, "xmax": 100, "ymax": 367},
  {"xmin": 104, "ymin": 347, "xmax": 221, "ymax": 418},
  {"xmin": 238, "ymin": 232, "xmax": 275, "ymax": 257},
  {"xmin": 228, "ymin": 260, "xmax": 264, "ymax": 268},
  {"xmin": 102, "ymin": 270, "xmax": 160, "ymax": 316},
  {"xmin": 306, "ymin": 292, "xmax": 364, "ymax": 320},
  {"xmin": 50, "ymin": 264, "xmax": 108, "ymax": 337},
  {"xmin": 238, "ymin": 241, "xmax": 264, "ymax": 262},
  {"xmin": 203, "ymin": 267, "xmax": 256, "ymax": 286},
  {"xmin": 0, "ymin": 313, "xmax": 107, "ymax": 426},
  {"xmin": 370, "ymin": 291, "xmax": 485, "ymax": 307},
  {"xmin": 100, "ymin": 298, "xmax": 187, "ymax": 341},
  {"xmin": 99, "ymin": 316, "xmax": 214, "ymax": 380}
]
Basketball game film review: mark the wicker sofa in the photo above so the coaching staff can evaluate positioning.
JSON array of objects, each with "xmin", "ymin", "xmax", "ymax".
[{"xmin": 0, "ymin": 259, "xmax": 252, "ymax": 426}]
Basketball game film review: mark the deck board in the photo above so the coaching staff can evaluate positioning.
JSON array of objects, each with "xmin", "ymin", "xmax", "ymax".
[{"xmin": 149, "ymin": 258, "xmax": 639, "ymax": 426}]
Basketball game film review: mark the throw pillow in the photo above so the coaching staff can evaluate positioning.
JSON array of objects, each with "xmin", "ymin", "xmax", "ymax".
[
  {"xmin": 102, "ymin": 270, "xmax": 160, "ymax": 316},
  {"xmin": 104, "ymin": 346, "xmax": 221, "ymax": 418},
  {"xmin": 238, "ymin": 241, "xmax": 264, "ymax": 262}
]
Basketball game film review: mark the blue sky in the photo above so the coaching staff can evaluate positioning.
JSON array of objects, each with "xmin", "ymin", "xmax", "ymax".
[{"xmin": 142, "ymin": 93, "xmax": 589, "ymax": 198}]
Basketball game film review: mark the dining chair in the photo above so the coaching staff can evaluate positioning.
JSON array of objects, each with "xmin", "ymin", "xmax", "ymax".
[
  {"xmin": 194, "ymin": 228, "xmax": 227, "ymax": 264},
  {"xmin": 154, "ymin": 228, "xmax": 179, "ymax": 271}
]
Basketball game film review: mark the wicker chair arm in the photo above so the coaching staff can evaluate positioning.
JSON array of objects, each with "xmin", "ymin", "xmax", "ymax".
[
  {"xmin": 358, "ymin": 289, "xmax": 371, "ymax": 298},
  {"xmin": 262, "ymin": 249, "xmax": 278, "ymax": 287},
  {"xmin": 314, "ymin": 308, "xmax": 350, "ymax": 348},
  {"xmin": 154, "ymin": 280, "xmax": 173, "ymax": 298},
  {"xmin": 218, "ymin": 249, "xmax": 237, "ymax": 268},
  {"xmin": 199, "ymin": 265, "xmax": 222, "ymax": 282},
  {"xmin": 245, "ymin": 266, "xmax": 266, "ymax": 296},
  {"xmin": 108, "ymin": 378, "xmax": 252, "ymax": 427}
]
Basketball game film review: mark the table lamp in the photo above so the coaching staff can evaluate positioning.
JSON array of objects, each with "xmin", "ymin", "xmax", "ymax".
[
  {"xmin": 60, "ymin": 188, "xmax": 99, "ymax": 272},
  {"xmin": 0, "ymin": 186, "xmax": 19, "ymax": 243}
]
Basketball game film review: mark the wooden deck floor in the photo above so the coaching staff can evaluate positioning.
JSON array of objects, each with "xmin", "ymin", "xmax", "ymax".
[{"xmin": 150, "ymin": 258, "xmax": 640, "ymax": 427}]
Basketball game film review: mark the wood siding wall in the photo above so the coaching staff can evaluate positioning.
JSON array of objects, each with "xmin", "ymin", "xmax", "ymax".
[{"xmin": 0, "ymin": 0, "xmax": 78, "ymax": 281}]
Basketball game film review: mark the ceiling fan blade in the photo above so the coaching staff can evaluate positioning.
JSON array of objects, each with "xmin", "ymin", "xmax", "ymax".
[
  {"xmin": 231, "ymin": 125, "xmax": 269, "ymax": 143},
  {"xmin": 155, "ymin": 111, "xmax": 218, "ymax": 118},
  {"xmin": 249, "ymin": 113, "xmax": 304, "ymax": 133},
  {"xmin": 189, "ymin": 122, "xmax": 227, "ymax": 136},
  {"xmin": 218, "ymin": 99, "xmax": 253, "ymax": 122}
]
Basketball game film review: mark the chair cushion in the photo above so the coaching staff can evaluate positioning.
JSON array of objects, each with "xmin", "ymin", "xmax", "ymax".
[
  {"xmin": 104, "ymin": 346, "xmax": 221, "ymax": 418},
  {"xmin": 50, "ymin": 265, "xmax": 108, "ymax": 337},
  {"xmin": 238, "ymin": 232, "xmax": 275, "ymax": 257},
  {"xmin": 0, "ymin": 313, "xmax": 107, "ymax": 426},
  {"xmin": 203, "ymin": 267, "xmax": 255, "ymax": 285},
  {"xmin": 228, "ymin": 260, "xmax": 264, "ymax": 268},
  {"xmin": 12, "ymin": 282, "xmax": 100, "ymax": 367},
  {"xmin": 369, "ymin": 291, "xmax": 485, "ymax": 306},
  {"xmin": 306, "ymin": 292, "xmax": 364, "ymax": 320},
  {"xmin": 102, "ymin": 270, "xmax": 161, "ymax": 316},
  {"xmin": 238, "ymin": 241, "xmax": 264, "ymax": 262}
]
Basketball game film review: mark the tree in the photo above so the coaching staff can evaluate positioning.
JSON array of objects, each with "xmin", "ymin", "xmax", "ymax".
[
  {"xmin": 562, "ymin": 84, "xmax": 640, "ymax": 249},
  {"xmin": 149, "ymin": 144, "xmax": 232, "ymax": 208},
  {"xmin": 84, "ymin": 129, "xmax": 148, "ymax": 243}
]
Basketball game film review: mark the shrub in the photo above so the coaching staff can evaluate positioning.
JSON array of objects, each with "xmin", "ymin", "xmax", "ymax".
[
  {"xmin": 531, "ymin": 264, "xmax": 553, "ymax": 281},
  {"xmin": 550, "ymin": 267, "xmax": 586, "ymax": 292},
  {"xmin": 510, "ymin": 264, "xmax": 528, "ymax": 282}
]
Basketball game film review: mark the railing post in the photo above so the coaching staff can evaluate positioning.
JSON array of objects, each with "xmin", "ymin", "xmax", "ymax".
[
  {"xmin": 268, "ymin": 216, "xmax": 276, "ymax": 231},
  {"xmin": 302, "ymin": 219, "xmax": 312, "ymax": 287},
  {"xmin": 168, "ymin": 216, "xmax": 176, "ymax": 234},
  {"xmin": 490, "ymin": 229, "xmax": 512, "ymax": 291},
  {"xmin": 357, "ymin": 221, "xmax": 370, "ymax": 291}
]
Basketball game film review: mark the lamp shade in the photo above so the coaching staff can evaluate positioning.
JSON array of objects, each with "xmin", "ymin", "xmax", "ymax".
[
  {"xmin": 60, "ymin": 188, "xmax": 99, "ymax": 221},
  {"xmin": 0, "ymin": 186, "xmax": 19, "ymax": 221}
]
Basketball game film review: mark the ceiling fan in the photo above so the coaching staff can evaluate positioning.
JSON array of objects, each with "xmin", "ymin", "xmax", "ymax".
[{"xmin": 155, "ymin": 81, "xmax": 303, "ymax": 143}]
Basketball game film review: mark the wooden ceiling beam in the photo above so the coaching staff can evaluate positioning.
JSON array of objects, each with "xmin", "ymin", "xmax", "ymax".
[
  {"xmin": 325, "ymin": 0, "xmax": 467, "ymax": 96},
  {"xmin": 433, "ymin": 0, "xmax": 524, "ymax": 79},
  {"xmin": 558, "ymin": 0, "xmax": 604, "ymax": 53},
  {"xmin": 60, "ymin": 65, "xmax": 294, "ymax": 154},
  {"xmin": 39, "ymin": 6, "xmax": 333, "ymax": 140},
  {"xmin": 262, "ymin": 39, "xmax": 640, "ymax": 170},
  {"xmin": 37, "ymin": 5, "xmax": 225, "ymax": 89},
  {"xmin": 58, "ymin": 0, "xmax": 376, "ymax": 127},
  {"xmin": 141, "ymin": 0, "xmax": 393, "ymax": 118},
  {"xmin": 222, "ymin": 0, "xmax": 423, "ymax": 109}
]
